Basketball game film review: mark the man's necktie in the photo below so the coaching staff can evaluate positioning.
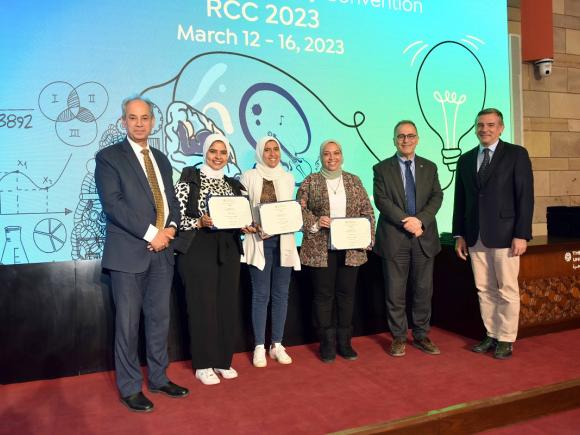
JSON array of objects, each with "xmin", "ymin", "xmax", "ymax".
[
  {"xmin": 478, "ymin": 148, "xmax": 491, "ymax": 183},
  {"xmin": 141, "ymin": 149, "xmax": 165, "ymax": 229},
  {"xmin": 404, "ymin": 160, "xmax": 416, "ymax": 216}
]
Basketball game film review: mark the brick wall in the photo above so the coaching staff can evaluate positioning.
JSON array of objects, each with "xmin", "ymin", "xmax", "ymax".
[{"xmin": 508, "ymin": 0, "xmax": 580, "ymax": 236}]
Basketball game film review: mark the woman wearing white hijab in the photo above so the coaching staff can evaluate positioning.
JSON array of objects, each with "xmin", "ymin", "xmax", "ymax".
[
  {"xmin": 241, "ymin": 136, "xmax": 301, "ymax": 368},
  {"xmin": 174, "ymin": 133, "xmax": 252, "ymax": 385}
]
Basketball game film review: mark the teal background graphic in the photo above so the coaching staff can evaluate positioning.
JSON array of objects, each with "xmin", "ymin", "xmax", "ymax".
[{"xmin": 0, "ymin": 0, "xmax": 511, "ymax": 264}]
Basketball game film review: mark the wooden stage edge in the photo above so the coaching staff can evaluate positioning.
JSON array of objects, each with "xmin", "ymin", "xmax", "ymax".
[{"xmin": 336, "ymin": 378, "xmax": 580, "ymax": 435}]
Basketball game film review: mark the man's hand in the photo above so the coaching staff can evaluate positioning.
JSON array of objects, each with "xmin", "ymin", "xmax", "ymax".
[
  {"xmin": 149, "ymin": 229, "xmax": 172, "ymax": 252},
  {"xmin": 511, "ymin": 237, "xmax": 527, "ymax": 256},
  {"xmin": 402, "ymin": 216, "xmax": 422, "ymax": 235},
  {"xmin": 455, "ymin": 236, "xmax": 468, "ymax": 260},
  {"xmin": 163, "ymin": 226, "xmax": 176, "ymax": 239},
  {"xmin": 412, "ymin": 227, "xmax": 424, "ymax": 238}
]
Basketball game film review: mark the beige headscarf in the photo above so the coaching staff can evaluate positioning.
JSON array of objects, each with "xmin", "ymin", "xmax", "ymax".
[{"xmin": 319, "ymin": 139, "xmax": 343, "ymax": 180}]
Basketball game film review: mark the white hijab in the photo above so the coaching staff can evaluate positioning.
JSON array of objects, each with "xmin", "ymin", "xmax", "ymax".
[
  {"xmin": 200, "ymin": 133, "xmax": 232, "ymax": 179},
  {"xmin": 255, "ymin": 136, "xmax": 286, "ymax": 181}
]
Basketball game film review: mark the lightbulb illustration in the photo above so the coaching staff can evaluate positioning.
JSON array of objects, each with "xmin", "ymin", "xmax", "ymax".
[{"xmin": 407, "ymin": 38, "xmax": 487, "ymax": 189}]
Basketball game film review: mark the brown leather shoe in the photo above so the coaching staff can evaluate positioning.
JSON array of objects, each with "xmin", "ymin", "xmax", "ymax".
[
  {"xmin": 389, "ymin": 338, "xmax": 406, "ymax": 357},
  {"xmin": 412, "ymin": 336, "xmax": 441, "ymax": 355}
]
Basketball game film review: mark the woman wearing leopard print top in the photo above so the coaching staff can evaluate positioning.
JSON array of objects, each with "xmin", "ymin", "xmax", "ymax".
[{"xmin": 174, "ymin": 133, "xmax": 253, "ymax": 386}]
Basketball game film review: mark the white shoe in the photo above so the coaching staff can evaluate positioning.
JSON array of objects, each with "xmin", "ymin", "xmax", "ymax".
[
  {"xmin": 214, "ymin": 367, "xmax": 238, "ymax": 379},
  {"xmin": 253, "ymin": 345, "xmax": 267, "ymax": 368},
  {"xmin": 195, "ymin": 368, "xmax": 220, "ymax": 385},
  {"xmin": 269, "ymin": 343, "xmax": 292, "ymax": 365}
]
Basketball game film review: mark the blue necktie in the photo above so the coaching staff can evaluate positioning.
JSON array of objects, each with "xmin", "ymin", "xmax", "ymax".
[{"xmin": 404, "ymin": 160, "xmax": 416, "ymax": 216}]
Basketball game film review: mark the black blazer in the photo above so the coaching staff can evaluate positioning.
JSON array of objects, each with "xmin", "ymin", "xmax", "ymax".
[
  {"xmin": 373, "ymin": 154, "xmax": 443, "ymax": 259},
  {"xmin": 95, "ymin": 139, "xmax": 180, "ymax": 273},
  {"xmin": 452, "ymin": 140, "xmax": 534, "ymax": 248}
]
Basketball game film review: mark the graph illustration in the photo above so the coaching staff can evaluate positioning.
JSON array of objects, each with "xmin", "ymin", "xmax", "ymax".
[{"xmin": 0, "ymin": 154, "xmax": 73, "ymax": 216}]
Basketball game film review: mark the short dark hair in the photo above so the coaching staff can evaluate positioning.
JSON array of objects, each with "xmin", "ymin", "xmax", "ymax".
[
  {"xmin": 121, "ymin": 95, "xmax": 154, "ymax": 119},
  {"xmin": 393, "ymin": 120, "xmax": 417, "ymax": 137},
  {"xmin": 476, "ymin": 108, "xmax": 503, "ymax": 125}
]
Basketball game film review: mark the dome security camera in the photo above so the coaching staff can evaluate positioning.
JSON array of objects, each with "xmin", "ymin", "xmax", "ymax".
[{"xmin": 534, "ymin": 58, "xmax": 553, "ymax": 78}]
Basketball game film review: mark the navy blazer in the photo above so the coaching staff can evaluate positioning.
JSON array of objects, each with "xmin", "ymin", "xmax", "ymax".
[
  {"xmin": 373, "ymin": 154, "xmax": 443, "ymax": 260},
  {"xmin": 452, "ymin": 140, "xmax": 534, "ymax": 248},
  {"xmin": 95, "ymin": 139, "xmax": 179, "ymax": 273}
]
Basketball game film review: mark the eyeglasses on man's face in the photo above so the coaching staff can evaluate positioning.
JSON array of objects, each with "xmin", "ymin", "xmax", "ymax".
[{"xmin": 396, "ymin": 134, "xmax": 417, "ymax": 141}]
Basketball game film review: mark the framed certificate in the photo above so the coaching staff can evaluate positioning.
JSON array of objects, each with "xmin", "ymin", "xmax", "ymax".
[
  {"xmin": 330, "ymin": 217, "xmax": 372, "ymax": 250},
  {"xmin": 207, "ymin": 195, "xmax": 253, "ymax": 229},
  {"xmin": 258, "ymin": 200, "xmax": 303, "ymax": 236}
]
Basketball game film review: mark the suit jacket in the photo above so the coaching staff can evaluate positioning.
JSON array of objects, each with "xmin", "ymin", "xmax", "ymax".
[
  {"xmin": 297, "ymin": 172, "xmax": 375, "ymax": 267},
  {"xmin": 373, "ymin": 154, "xmax": 443, "ymax": 259},
  {"xmin": 95, "ymin": 139, "xmax": 180, "ymax": 273},
  {"xmin": 452, "ymin": 140, "xmax": 534, "ymax": 248}
]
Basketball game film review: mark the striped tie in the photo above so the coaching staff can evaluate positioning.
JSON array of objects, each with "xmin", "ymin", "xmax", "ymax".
[{"xmin": 141, "ymin": 149, "xmax": 165, "ymax": 229}]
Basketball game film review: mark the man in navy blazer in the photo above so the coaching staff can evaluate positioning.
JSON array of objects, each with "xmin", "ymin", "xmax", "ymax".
[
  {"xmin": 95, "ymin": 97, "xmax": 188, "ymax": 412},
  {"xmin": 373, "ymin": 120, "xmax": 443, "ymax": 357},
  {"xmin": 453, "ymin": 108, "xmax": 533, "ymax": 360}
]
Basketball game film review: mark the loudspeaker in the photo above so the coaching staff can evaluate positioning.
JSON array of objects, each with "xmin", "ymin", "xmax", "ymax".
[{"xmin": 547, "ymin": 206, "xmax": 580, "ymax": 237}]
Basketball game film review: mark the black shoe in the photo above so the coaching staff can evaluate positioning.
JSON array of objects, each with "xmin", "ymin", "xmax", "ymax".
[
  {"xmin": 494, "ymin": 341, "xmax": 513, "ymax": 360},
  {"xmin": 337, "ymin": 327, "xmax": 358, "ymax": 361},
  {"xmin": 319, "ymin": 328, "xmax": 336, "ymax": 363},
  {"xmin": 472, "ymin": 336, "xmax": 497, "ymax": 353},
  {"xmin": 149, "ymin": 381, "xmax": 189, "ymax": 398},
  {"xmin": 120, "ymin": 392, "xmax": 154, "ymax": 413}
]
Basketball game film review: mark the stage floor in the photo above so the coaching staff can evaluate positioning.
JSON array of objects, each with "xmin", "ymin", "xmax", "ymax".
[{"xmin": 1, "ymin": 327, "xmax": 579, "ymax": 434}]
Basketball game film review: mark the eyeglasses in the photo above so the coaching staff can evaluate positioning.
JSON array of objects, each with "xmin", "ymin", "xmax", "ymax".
[{"xmin": 396, "ymin": 134, "xmax": 417, "ymax": 141}]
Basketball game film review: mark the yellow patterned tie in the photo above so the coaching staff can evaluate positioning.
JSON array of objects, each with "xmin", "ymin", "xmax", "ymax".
[{"xmin": 141, "ymin": 149, "xmax": 165, "ymax": 229}]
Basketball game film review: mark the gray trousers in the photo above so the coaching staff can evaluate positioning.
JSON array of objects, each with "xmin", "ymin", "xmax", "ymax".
[{"xmin": 381, "ymin": 237, "xmax": 434, "ymax": 340}]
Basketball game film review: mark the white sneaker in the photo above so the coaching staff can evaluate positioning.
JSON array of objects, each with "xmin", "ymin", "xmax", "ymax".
[
  {"xmin": 253, "ymin": 345, "xmax": 267, "ymax": 368},
  {"xmin": 214, "ymin": 367, "xmax": 238, "ymax": 379},
  {"xmin": 195, "ymin": 368, "xmax": 220, "ymax": 385},
  {"xmin": 269, "ymin": 343, "xmax": 292, "ymax": 365}
]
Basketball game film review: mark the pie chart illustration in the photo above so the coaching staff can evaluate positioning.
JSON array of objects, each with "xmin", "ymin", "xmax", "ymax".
[{"xmin": 33, "ymin": 218, "xmax": 67, "ymax": 253}]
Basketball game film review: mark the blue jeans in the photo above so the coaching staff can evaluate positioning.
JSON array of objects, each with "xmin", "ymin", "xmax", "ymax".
[{"xmin": 249, "ymin": 236, "xmax": 292, "ymax": 345}]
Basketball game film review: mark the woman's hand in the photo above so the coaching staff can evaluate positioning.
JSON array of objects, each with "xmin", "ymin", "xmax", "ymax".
[
  {"xmin": 198, "ymin": 214, "xmax": 213, "ymax": 228},
  {"xmin": 241, "ymin": 224, "xmax": 257, "ymax": 234},
  {"xmin": 254, "ymin": 223, "xmax": 271, "ymax": 239},
  {"xmin": 318, "ymin": 216, "xmax": 331, "ymax": 229}
]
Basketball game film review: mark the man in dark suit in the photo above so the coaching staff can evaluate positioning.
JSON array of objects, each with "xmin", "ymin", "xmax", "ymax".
[
  {"xmin": 453, "ymin": 108, "xmax": 533, "ymax": 360},
  {"xmin": 95, "ymin": 96, "xmax": 188, "ymax": 412},
  {"xmin": 373, "ymin": 120, "xmax": 443, "ymax": 357}
]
